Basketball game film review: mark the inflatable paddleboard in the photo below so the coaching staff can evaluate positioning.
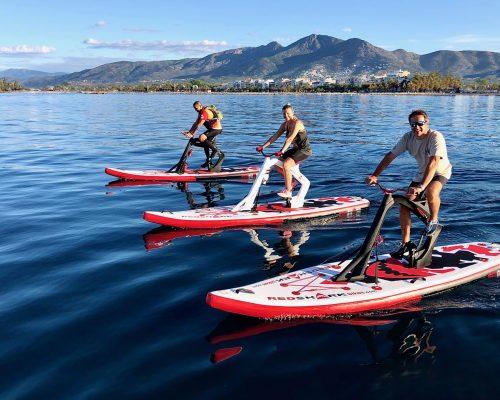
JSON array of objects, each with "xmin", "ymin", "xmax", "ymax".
[
  {"xmin": 207, "ymin": 242, "xmax": 500, "ymax": 318},
  {"xmin": 105, "ymin": 166, "xmax": 259, "ymax": 182},
  {"xmin": 143, "ymin": 196, "xmax": 370, "ymax": 229}
]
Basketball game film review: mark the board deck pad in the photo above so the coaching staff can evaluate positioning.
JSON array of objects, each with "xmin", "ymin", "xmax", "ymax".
[
  {"xmin": 143, "ymin": 196, "xmax": 370, "ymax": 229},
  {"xmin": 207, "ymin": 242, "xmax": 500, "ymax": 319},
  {"xmin": 105, "ymin": 166, "xmax": 259, "ymax": 182}
]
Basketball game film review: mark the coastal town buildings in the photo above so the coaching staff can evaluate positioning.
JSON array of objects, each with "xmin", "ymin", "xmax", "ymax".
[{"xmin": 229, "ymin": 70, "xmax": 410, "ymax": 89}]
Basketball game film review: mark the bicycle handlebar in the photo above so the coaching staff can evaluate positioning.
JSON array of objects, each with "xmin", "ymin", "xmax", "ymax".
[{"xmin": 371, "ymin": 182, "xmax": 408, "ymax": 194}]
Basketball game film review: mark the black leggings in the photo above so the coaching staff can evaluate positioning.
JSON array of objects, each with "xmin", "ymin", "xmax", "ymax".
[
  {"xmin": 191, "ymin": 129, "xmax": 222, "ymax": 158},
  {"xmin": 201, "ymin": 128, "xmax": 222, "ymax": 141}
]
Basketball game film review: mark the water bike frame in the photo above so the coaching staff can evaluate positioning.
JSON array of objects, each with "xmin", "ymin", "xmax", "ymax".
[
  {"xmin": 231, "ymin": 151, "xmax": 310, "ymax": 212},
  {"xmin": 333, "ymin": 184, "xmax": 441, "ymax": 282},
  {"xmin": 168, "ymin": 140, "xmax": 192, "ymax": 174}
]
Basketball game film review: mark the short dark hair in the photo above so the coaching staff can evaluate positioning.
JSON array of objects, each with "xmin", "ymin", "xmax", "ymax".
[
  {"xmin": 282, "ymin": 103, "xmax": 293, "ymax": 111},
  {"xmin": 408, "ymin": 109, "xmax": 429, "ymax": 121},
  {"xmin": 193, "ymin": 101, "xmax": 202, "ymax": 108}
]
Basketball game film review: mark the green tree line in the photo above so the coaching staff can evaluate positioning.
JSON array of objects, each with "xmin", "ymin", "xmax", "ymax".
[
  {"xmin": 0, "ymin": 78, "xmax": 23, "ymax": 92},
  {"xmin": 25, "ymin": 73, "xmax": 500, "ymax": 94},
  {"xmin": 52, "ymin": 79, "xmax": 217, "ymax": 93}
]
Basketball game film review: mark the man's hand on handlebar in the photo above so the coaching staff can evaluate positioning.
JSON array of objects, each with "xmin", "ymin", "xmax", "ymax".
[{"xmin": 365, "ymin": 175, "xmax": 378, "ymax": 185}]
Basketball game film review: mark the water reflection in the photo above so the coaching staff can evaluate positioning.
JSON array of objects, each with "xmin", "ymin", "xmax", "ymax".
[
  {"xmin": 207, "ymin": 310, "xmax": 436, "ymax": 368},
  {"xmin": 143, "ymin": 227, "xmax": 223, "ymax": 250},
  {"xmin": 176, "ymin": 182, "xmax": 225, "ymax": 209},
  {"xmin": 144, "ymin": 213, "xmax": 366, "ymax": 273},
  {"xmin": 357, "ymin": 313, "xmax": 436, "ymax": 367},
  {"xmin": 106, "ymin": 179, "xmax": 226, "ymax": 208},
  {"xmin": 106, "ymin": 178, "xmax": 173, "ymax": 188},
  {"xmin": 245, "ymin": 228, "xmax": 309, "ymax": 272},
  {"xmin": 143, "ymin": 227, "xmax": 310, "ymax": 272}
]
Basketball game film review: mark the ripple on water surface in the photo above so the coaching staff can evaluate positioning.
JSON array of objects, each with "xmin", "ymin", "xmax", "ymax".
[{"xmin": 0, "ymin": 93, "xmax": 498, "ymax": 399}]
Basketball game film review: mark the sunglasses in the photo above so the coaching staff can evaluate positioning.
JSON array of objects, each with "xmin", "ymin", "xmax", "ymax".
[{"xmin": 410, "ymin": 121, "xmax": 427, "ymax": 128}]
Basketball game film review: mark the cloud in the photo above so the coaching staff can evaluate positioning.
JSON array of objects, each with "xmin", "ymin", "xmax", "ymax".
[
  {"xmin": 443, "ymin": 34, "xmax": 484, "ymax": 44},
  {"xmin": 17, "ymin": 56, "xmax": 133, "ymax": 73},
  {"xmin": 123, "ymin": 27, "xmax": 162, "ymax": 33},
  {"xmin": 83, "ymin": 38, "xmax": 229, "ymax": 55},
  {"xmin": 342, "ymin": 27, "xmax": 352, "ymax": 33},
  {"xmin": 0, "ymin": 45, "xmax": 55, "ymax": 56},
  {"xmin": 440, "ymin": 34, "xmax": 500, "ymax": 51},
  {"xmin": 92, "ymin": 21, "xmax": 107, "ymax": 28}
]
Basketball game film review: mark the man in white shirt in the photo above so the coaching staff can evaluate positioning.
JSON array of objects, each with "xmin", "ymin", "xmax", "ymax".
[{"xmin": 365, "ymin": 110, "xmax": 452, "ymax": 258}]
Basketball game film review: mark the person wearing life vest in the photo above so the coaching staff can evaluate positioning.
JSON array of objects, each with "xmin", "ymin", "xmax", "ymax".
[
  {"xmin": 365, "ymin": 109, "xmax": 452, "ymax": 258},
  {"xmin": 183, "ymin": 101, "xmax": 224, "ymax": 169},
  {"xmin": 256, "ymin": 104, "xmax": 312, "ymax": 198}
]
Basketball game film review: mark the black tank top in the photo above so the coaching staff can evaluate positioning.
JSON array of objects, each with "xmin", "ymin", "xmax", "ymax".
[{"xmin": 286, "ymin": 123, "xmax": 311, "ymax": 153}]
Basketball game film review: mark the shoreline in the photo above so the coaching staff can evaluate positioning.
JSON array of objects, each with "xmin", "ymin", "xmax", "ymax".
[{"xmin": 2, "ymin": 90, "xmax": 499, "ymax": 96}]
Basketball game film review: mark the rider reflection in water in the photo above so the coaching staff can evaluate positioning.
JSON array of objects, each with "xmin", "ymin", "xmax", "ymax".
[
  {"xmin": 207, "ymin": 311, "xmax": 437, "ymax": 370},
  {"xmin": 355, "ymin": 313, "xmax": 436, "ymax": 367},
  {"xmin": 176, "ymin": 182, "xmax": 225, "ymax": 209},
  {"xmin": 245, "ymin": 229, "xmax": 310, "ymax": 272}
]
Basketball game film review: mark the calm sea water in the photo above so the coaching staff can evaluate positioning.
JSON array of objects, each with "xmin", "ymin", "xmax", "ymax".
[{"xmin": 0, "ymin": 93, "xmax": 498, "ymax": 399}]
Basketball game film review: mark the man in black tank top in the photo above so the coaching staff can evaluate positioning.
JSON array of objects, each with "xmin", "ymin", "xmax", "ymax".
[{"xmin": 256, "ymin": 104, "xmax": 312, "ymax": 198}]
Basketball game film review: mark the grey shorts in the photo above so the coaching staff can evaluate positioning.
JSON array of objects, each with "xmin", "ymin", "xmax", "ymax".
[
  {"xmin": 409, "ymin": 175, "xmax": 448, "ymax": 199},
  {"xmin": 410, "ymin": 175, "xmax": 449, "ymax": 188}
]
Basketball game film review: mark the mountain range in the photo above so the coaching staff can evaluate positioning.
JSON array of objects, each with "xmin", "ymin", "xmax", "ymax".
[
  {"xmin": 0, "ymin": 69, "xmax": 65, "ymax": 86},
  {"xmin": 2, "ymin": 34, "xmax": 499, "ymax": 87}
]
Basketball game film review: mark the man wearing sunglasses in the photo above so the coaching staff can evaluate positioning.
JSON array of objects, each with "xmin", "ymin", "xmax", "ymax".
[{"xmin": 365, "ymin": 110, "xmax": 452, "ymax": 258}]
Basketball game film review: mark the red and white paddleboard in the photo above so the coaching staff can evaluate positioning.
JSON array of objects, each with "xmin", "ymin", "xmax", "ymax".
[
  {"xmin": 207, "ymin": 242, "xmax": 500, "ymax": 319},
  {"xmin": 104, "ymin": 166, "xmax": 259, "ymax": 182},
  {"xmin": 143, "ymin": 196, "xmax": 370, "ymax": 229}
]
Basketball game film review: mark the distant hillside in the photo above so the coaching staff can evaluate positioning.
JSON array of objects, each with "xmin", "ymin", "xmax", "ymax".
[
  {"xmin": 419, "ymin": 50, "xmax": 500, "ymax": 80},
  {"xmin": 19, "ymin": 34, "xmax": 500, "ymax": 87},
  {"xmin": 0, "ymin": 69, "xmax": 65, "ymax": 84}
]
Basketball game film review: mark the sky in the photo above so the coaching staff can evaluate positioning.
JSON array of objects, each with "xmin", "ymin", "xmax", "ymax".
[{"xmin": 1, "ymin": 0, "xmax": 499, "ymax": 72}]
